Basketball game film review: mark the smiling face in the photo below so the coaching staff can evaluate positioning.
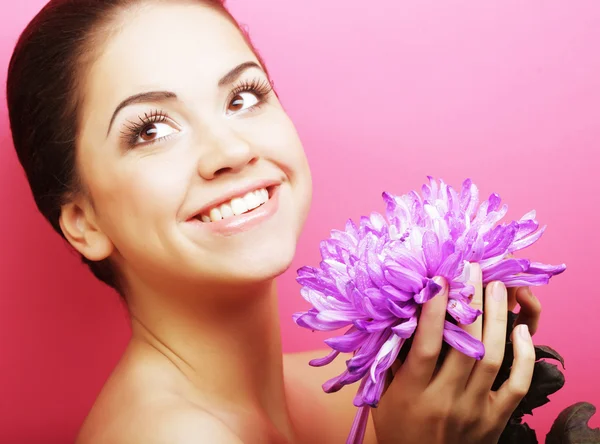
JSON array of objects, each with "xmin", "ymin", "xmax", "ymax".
[{"xmin": 66, "ymin": 1, "xmax": 312, "ymax": 296}]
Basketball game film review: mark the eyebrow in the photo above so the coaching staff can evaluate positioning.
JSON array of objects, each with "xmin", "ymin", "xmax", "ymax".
[
  {"xmin": 218, "ymin": 61, "xmax": 261, "ymax": 87},
  {"xmin": 106, "ymin": 61, "xmax": 263, "ymax": 136},
  {"xmin": 107, "ymin": 91, "xmax": 177, "ymax": 136}
]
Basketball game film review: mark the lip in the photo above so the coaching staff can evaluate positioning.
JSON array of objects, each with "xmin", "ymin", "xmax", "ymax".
[{"xmin": 186, "ymin": 184, "xmax": 281, "ymax": 236}]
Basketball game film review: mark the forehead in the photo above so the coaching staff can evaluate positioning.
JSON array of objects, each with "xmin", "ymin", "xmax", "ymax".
[{"xmin": 84, "ymin": 2, "xmax": 256, "ymax": 111}]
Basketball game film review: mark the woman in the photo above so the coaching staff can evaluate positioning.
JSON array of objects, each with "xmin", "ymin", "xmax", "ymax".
[{"xmin": 6, "ymin": 1, "xmax": 542, "ymax": 442}]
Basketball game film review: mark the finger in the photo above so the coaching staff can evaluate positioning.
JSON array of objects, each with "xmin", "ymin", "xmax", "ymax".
[
  {"xmin": 433, "ymin": 262, "xmax": 483, "ymax": 390},
  {"xmin": 464, "ymin": 262, "xmax": 484, "ymax": 342},
  {"xmin": 466, "ymin": 281, "xmax": 508, "ymax": 397},
  {"xmin": 493, "ymin": 324, "xmax": 535, "ymax": 419},
  {"xmin": 382, "ymin": 360, "xmax": 401, "ymax": 396},
  {"xmin": 514, "ymin": 287, "xmax": 542, "ymax": 335},
  {"xmin": 396, "ymin": 277, "xmax": 448, "ymax": 390},
  {"xmin": 507, "ymin": 286, "xmax": 518, "ymax": 311}
]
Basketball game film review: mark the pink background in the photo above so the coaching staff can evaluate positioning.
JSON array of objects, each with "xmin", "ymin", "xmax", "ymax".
[{"xmin": 1, "ymin": 0, "xmax": 599, "ymax": 442}]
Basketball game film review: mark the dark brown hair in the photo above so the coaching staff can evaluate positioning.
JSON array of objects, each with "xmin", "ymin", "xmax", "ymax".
[{"xmin": 6, "ymin": 0, "xmax": 269, "ymax": 295}]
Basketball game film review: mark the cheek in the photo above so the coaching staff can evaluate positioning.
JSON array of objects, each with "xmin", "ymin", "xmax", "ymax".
[
  {"xmin": 250, "ymin": 111, "xmax": 310, "ymax": 176},
  {"xmin": 93, "ymin": 155, "xmax": 191, "ymax": 237},
  {"xmin": 263, "ymin": 123, "xmax": 312, "ymax": 236}
]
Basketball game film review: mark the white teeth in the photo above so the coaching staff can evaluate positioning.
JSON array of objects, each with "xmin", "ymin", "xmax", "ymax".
[
  {"xmin": 243, "ymin": 191, "xmax": 260, "ymax": 210},
  {"xmin": 209, "ymin": 208, "xmax": 223, "ymax": 222},
  {"xmin": 197, "ymin": 187, "xmax": 271, "ymax": 222},
  {"xmin": 257, "ymin": 189, "xmax": 268, "ymax": 204},
  {"xmin": 220, "ymin": 203, "xmax": 234, "ymax": 218},
  {"xmin": 230, "ymin": 197, "xmax": 248, "ymax": 216}
]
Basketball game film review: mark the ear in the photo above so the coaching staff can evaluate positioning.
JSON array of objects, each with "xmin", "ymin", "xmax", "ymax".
[{"xmin": 59, "ymin": 200, "xmax": 113, "ymax": 262}]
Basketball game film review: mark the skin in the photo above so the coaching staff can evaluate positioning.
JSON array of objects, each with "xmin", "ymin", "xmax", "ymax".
[
  {"xmin": 372, "ymin": 266, "xmax": 539, "ymax": 443},
  {"xmin": 56, "ymin": 2, "xmax": 542, "ymax": 443}
]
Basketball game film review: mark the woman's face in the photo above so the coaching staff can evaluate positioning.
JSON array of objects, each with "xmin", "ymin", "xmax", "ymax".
[{"xmin": 73, "ymin": 2, "xmax": 312, "ymax": 293}]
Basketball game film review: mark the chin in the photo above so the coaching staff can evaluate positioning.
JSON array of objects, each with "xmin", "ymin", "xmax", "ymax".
[
  {"xmin": 224, "ymin": 234, "xmax": 298, "ymax": 283},
  {"xmin": 168, "ymin": 230, "xmax": 298, "ymax": 290}
]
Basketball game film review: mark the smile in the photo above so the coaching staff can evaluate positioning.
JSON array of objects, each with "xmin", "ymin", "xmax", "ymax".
[
  {"xmin": 197, "ymin": 187, "xmax": 271, "ymax": 222},
  {"xmin": 186, "ymin": 183, "xmax": 281, "ymax": 236}
]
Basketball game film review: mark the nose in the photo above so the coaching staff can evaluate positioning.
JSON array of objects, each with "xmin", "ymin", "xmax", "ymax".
[{"xmin": 196, "ymin": 126, "xmax": 257, "ymax": 180}]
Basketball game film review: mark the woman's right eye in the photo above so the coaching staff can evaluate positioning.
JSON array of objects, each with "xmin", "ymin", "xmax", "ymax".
[
  {"xmin": 122, "ymin": 112, "xmax": 180, "ymax": 147},
  {"xmin": 137, "ymin": 122, "xmax": 178, "ymax": 144}
]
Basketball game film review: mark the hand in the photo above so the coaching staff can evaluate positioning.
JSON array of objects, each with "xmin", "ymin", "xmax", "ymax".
[{"xmin": 372, "ymin": 263, "xmax": 536, "ymax": 444}]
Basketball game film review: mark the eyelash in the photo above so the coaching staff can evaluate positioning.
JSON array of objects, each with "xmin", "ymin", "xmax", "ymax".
[
  {"xmin": 227, "ymin": 78, "xmax": 274, "ymax": 109},
  {"xmin": 120, "ymin": 78, "xmax": 274, "ymax": 148},
  {"xmin": 121, "ymin": 110, "xmax": 170, "ymax": 147}
]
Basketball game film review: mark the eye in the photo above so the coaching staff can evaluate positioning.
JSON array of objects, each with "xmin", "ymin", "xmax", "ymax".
[
  {"xmin": 228, "ymin": 91, "xmax": 260, "ymax": 114},
  {"xmin": 135, "ymin": 122, "xmax": 178, "ymax": 144},
  {"xmin": 122, "ymin": 111, "xmax": 181, "ymax": 148},
  {"xmin": 138, "ymin": 122, "xmax": 178, "ymax": 143}
]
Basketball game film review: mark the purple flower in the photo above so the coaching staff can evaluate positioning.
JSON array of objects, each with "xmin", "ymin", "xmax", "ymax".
[{"xmin": 293, "ymin": 177, "xmax": 566, "ymax": 443}]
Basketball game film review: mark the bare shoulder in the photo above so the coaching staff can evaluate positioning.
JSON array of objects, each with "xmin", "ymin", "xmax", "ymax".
[
  {"xmin": 141, "ymin": 405, "xmax": 243, "ymax": 444},
  {"xmin": 77, "ymin": 397, "xmax": 241, "ymax": 444},
  {"xmin": 75, "ymin": 345, "xmax": 242, "ymax": 444},
  {"xmin": 283, "ymin": 350, "xmax": 377, "ymax": 444}
]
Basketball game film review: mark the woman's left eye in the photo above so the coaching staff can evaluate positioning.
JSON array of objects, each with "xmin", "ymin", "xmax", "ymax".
[{"xmin": 228, "ymin": 91, "xmax": 260, "ymax": 113}]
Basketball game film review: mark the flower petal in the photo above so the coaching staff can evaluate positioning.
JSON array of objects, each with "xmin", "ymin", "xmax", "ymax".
[
  {"xmin": 294, "ymin": 310, "xmax": 350, "ymax": 331},
  {"xmin": 422, "ymin": 231, "xmax": 442, "ymax": 275},
  {"xmin": 443, "ymin": 321, "xmax": 485, "ymax": 359},
  {"xmin": 384, "ymin": 264, "xmax": 425, "ymax": 293},
  {"xmin": 352, "ymin": 376, "xmax": 369, "ymax": 407},
  {"xmin": 446, "ymin": 299, "xmax": 482, "ymax": 325},
  {"xmin": 318, "ymin": 309, "xmax": 360, "ymax": 323},
  {"xmin": 325, "ymin": 327, "xmax": 370, "ymax": 353},
  {"xmin": 527, "ymin": 262, "xmax": 567, "ymax": 276},
  {"xmin": 347, "ymin": 406, "xmax": 371, "ymax": 444},
  {"xmin": 391, "ymin": 316, "xmax": 418, "ymax": 338},
  {"xmin": 354, "ymin": 318, "xmax": 395, "ymax": 333},
  {"xmin": 437, "ymin": 252, "xmax": 462, "ymax": 278},
  {"xmin": 482, "ymin": 258, "xmax": 530, "ymax": 283},
  {"xmin": 510, "ymin": 225, "xmax": 546, "ymax": 252},
  {"xmin": 347, "ymin": 332, "xmax": 389, "ymax": 373},
  {"xmin": 515, "ymin": 218, "xmax": 539, "ymax": 239},
  {"xmin": 366, "ymin": 250, "xmax": 387, "ymax": 287},
  {"xmin": 309, "ymin": 349, "xmax": 340, "ymax": 367},
  {"xmin": 322, "ymin": 369, "xmax": 362, "ymax": 393},
  {"xmin": 502, "ymin": 274, "xmax": 550, "ymax": 287},
  {"xmin": 370, "ymin": 333, "xmax": 402, "ymax": 383},
  {"xmin": 361, "ymin": 297, "xmax": 391, "ymax": 321},
  {"xmin": 361, "ymin": 371, "xmax": 387, "ymax": 407},
  {"xmin": 483, "ymin": 224, "xmax": 517, "ymax": 259},
  {"xmin": 386, "ymin": 299, "xmax": 417, "ymax": 318},
  {"xmin": 414, "ymin": 278, "xmax": 443, "ymax": 304},
  {"xmin": 460, "ymin": 178, "xmax": 479, "ymax": 217},
  {"xmin": 380, "ymin": 285, "xmax": 413, "ymax": 302},
  {"xmin": 487, "ymin": 193, "xmax": 502, "ymax": 213}
]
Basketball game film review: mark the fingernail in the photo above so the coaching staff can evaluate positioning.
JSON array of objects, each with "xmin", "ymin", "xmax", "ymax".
[
  {"xmin": 492, "ymin": 281, "xmax": 506, "ymax": 301},
  {"xmin": 518, "ymin": 324, "xmax": 530, "ymax": 340}
]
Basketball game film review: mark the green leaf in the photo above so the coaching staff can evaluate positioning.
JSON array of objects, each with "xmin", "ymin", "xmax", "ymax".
[{"xmin": 546, "ymin": 402, "xmax": 600, "ymax": 444}]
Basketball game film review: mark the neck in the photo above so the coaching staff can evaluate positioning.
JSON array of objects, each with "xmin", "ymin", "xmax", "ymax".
[{"xmin": 127, "ymin": 278, "xmax": 295, "ymax": 442}]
